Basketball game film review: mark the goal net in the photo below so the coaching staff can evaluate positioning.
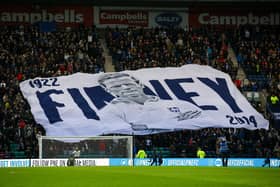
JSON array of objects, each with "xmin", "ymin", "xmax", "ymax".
[{"xmin": 38, "ymin": 136, "xmax": 133, "ymax": 160}]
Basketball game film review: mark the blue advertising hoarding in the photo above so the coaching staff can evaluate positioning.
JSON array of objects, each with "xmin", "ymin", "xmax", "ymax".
[
  {"xmin": 1, "ymin": 158, "xmax": 279, "ymax": 167},
  {"xmin": 110, "ymin": 158, "xmax": 280, "ymax": 167}
]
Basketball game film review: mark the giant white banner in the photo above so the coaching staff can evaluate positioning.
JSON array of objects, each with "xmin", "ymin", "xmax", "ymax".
[{"xmin": 20, "ymin": 64, "xmax": 269, "ymax": 136}]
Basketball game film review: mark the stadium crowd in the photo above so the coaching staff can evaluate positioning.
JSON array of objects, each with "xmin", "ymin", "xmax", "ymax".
[
  {"xmin": 0, "ymin": 24, "xmax": 279, "ymax": 159},
  {"xmin": 105, "ymin": 26, "xmax": 237, "ymax": 77},
  {"xmin": 231, "ymin": 26, "xmax": 280, "ymax": 127},
  {"xmin": 0, "ymin": 24, "xmax": 104, "ymax": 158},
  {"xmin": 105, "ymin": 25, "xmax": 280, "ymax": 158}
]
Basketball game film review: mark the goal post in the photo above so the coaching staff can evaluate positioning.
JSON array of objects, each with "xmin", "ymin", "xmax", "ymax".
[{"xmin": 38, "ymin": 136, "xmax": 133, "ymax": 162}]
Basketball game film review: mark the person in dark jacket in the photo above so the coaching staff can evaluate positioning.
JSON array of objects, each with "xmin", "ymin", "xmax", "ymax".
[
  {"xmin": 150, "ymin": 150, "xmax": 158, "ymax": 166},
  {"xmin": 158, "ymin": 151, "xmax": 163, "ymax": 166},
  {"xmin": 218, "ymin": 137, "xmax": 230, "ymax": 167},
  {"xmin": 262, "ymin": 150, "xmax": 271, "ymax": 168}
]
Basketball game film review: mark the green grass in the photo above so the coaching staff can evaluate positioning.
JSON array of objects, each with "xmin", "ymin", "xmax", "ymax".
[{"xmin": 0, "ymin": 167, "xmax": 279, "ymax": 187}]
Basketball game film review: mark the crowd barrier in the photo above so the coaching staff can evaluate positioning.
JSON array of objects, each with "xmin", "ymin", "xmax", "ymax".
[{"xmin": 0, "ymin": 158, "xmax": 279, "ymax": 167}]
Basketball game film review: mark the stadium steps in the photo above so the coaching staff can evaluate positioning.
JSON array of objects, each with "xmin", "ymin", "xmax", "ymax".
[
  {"xmin": 100, "ymin": 38, "xmax": 115, "ymax": 73},
  {"xmin": 228, "ymin": 44, "xmax": 246, "ymax": 81}
]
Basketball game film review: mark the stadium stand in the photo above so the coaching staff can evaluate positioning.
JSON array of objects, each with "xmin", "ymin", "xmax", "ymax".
[
  {"xmin": 0, "ymin": 2, "xmax": 279, "ymax": 160},
  {"xmin": 0, "ymin": 25, "xmax": 105, "ymax": 158},
  {"xmin": 105, "ymin": 25, "xmax": 280, "ymax": 158}
]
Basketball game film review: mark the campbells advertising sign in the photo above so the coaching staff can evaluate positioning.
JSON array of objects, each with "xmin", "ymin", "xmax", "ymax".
[
  {"xmin": 0, "ymin": 5, "xmax": 93, "ymax": 27},
  {"xmin": 99, "ymin": 10, "xmax": 148, "ymax": 27},
  {"xmin": 189, "ymin": 8, "xmax": 280, "ymax": 28}
]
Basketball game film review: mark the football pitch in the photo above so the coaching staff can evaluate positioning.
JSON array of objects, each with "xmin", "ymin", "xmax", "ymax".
[{"xmin": 0, "ymin": 166, "xmax": 279, "ymax": 187}]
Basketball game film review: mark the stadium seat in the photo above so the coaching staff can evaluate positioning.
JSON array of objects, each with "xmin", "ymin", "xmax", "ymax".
[
  {"xmin": 14, "ymin": 151, "xmax": 25, "ymax": 159},
  {"xmin": 10, "ymin": 143, "xmax": 19, "ymax": 152},
  {"xmin": 246, "ymin": 92, "xmax": 253, "ymax": 102},
  {"xmin": 253, "ymin": 92, "xmax": 260, "ymax": 102}
]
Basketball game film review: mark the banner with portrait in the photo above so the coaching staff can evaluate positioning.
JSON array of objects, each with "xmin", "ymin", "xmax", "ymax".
[{"xmin": 20, "ymin": 64, "xmax": 269, "ymax": 136}]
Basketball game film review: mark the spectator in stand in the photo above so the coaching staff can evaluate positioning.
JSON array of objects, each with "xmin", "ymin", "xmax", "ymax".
[
  {"xmin": 136, "ymin": 148, "xmax": 147, "ymax": 159},
  {"xmin": 233, "ymin": 76, "xmax": 242, "ymax": 90},
  {"xmin": 197, "ymin": 147, "xmax": 206, "ymax": 158},
  {"xmin": 270, "ymin": 92, "xmax": 279, "ymax": 105}
]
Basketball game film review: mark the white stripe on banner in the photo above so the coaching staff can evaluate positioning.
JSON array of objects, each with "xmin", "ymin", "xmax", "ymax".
[{"xmin": 20, "ymin": 64, "xmax": 269, "ymax": 136}]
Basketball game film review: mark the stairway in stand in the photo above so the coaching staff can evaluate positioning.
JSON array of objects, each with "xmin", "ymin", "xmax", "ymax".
[
  {"xmin": 100, "ymin": 38, "xmax": 115, "ymax": 73},
  {"xmin": 228, "ymin": 44, "xmax": 246, "ymax": 81}
]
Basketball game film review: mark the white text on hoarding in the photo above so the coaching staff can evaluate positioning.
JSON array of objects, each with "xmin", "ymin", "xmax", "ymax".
[
  {"xmin": 198, "ymin": 12, "xmax": 280, "ymax": 25},
  {"xmin": 0, "ymin": 9, "xmax": 84, "ymax": 23}
]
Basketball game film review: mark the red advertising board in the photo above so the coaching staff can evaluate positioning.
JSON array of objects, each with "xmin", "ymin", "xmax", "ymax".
[
  {"xmin": 189, "ymin": 7, "xmax": 280, "ymax": 28},
  {"xmin": 0, "ymin": 5, "xmax": 93, "ymax": 27},
  {"xmin": 99, "ymin": 10, "xmax": 148, "ymax": 27}
]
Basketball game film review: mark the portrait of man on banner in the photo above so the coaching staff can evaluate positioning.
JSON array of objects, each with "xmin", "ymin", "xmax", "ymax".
[{"xmin": 98, "ymin": 72, "xmax": 202, "ymax": 132}]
